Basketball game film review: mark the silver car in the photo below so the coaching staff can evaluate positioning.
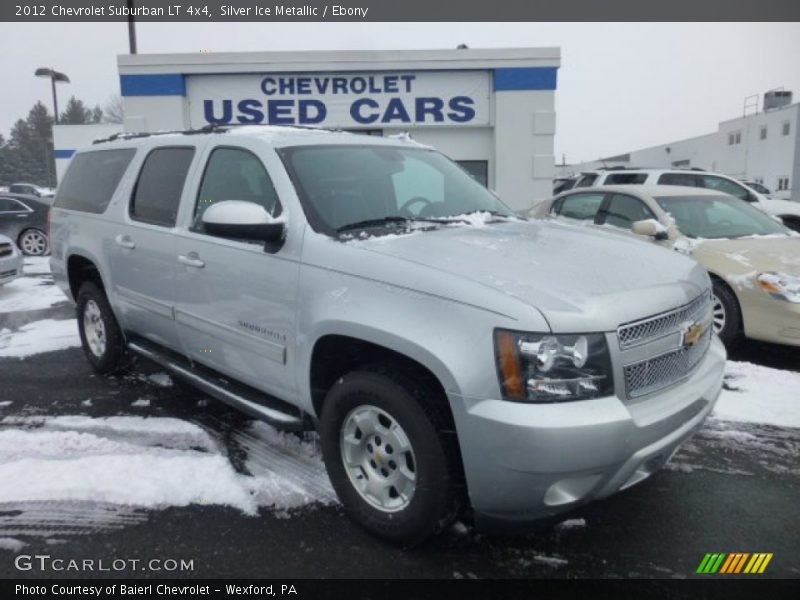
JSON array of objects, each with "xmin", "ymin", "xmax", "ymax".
[
  {"xmin": 50, "ymin": 127, "xmax": 725, "ymax": 544},
  {"xmin": 0, "ymin": 233, "xmax": 23, "ymax": 286}
]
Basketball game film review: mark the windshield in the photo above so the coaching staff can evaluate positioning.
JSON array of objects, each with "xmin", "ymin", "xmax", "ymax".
[
  {"xmin": 279, "ymin": 144, "xmax": 513, "ymax": 235},
  {"xmin": 655, "ymin": 194, "xmax": 790, "ymax": 239}
]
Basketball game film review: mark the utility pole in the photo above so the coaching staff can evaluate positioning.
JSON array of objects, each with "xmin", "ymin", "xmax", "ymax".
[{"xmin": 127, "ymin": 0, "xmax": 138, "ymax": 54}]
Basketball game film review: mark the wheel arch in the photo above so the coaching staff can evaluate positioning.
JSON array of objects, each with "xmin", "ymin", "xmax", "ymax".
[
  {"xmin": 709, "ymin": 271, "xmax": 744, "ymax": 333},
  {"xmin": 66, "ymin": 253, "xmax": 108, "ymax": 302}
]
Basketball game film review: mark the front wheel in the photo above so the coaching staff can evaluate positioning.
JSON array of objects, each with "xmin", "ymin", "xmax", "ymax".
[
  {"xmin": 319, "ymin": 367, "xmax": 458, "ymax": 546},
  {"xmin": 76, "ymin": 282, "xmax": 126, "ymax": 373},
  {"xmin": 711, "ymin": 279, "xmax": 741, "ymax": 349}
]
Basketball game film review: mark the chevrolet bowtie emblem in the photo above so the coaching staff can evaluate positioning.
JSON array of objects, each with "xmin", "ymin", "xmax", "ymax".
[{"xmin": 681, "ymin": 321, "xmax": 707, "ymax": 347}]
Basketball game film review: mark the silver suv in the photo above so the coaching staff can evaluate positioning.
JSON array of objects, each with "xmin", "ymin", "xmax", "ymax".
[{"xmin": 50, "ymin": 126, "xmax": 725, "ymax": 545}]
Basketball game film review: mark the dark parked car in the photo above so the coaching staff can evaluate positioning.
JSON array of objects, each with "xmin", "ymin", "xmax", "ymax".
[
  {"xmin": 9, "ymin": 183, "xmax": 55, "ymax": 198},
  {"xmin": 0, "ymin": 193, "xmax": 51, "ymax": 255}
]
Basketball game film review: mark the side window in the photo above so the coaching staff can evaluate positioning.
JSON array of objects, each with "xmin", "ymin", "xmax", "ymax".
[
  {"xmin": 700, "ymin": 176, "xmax": 749, "ymax": 201},
  {"xmin": 604, "ymin": 173, "xmax": 648, "ymax": 185},
  {"xmin": 0, "ymin": 198, "xmax": 28, "ymax": 213},
  {"xmin": 574, "ymin": 174, "xmax": 598, "ymax": 188},
  {"xmin": 55, "ymin": 149, "xmax": 136, "ymax": 214},
  {"xmin": 194, "ymin": 147, "xmax": 281, "ymax": 233},
  {"xmin": 392, "ymin": 155, "xmax": 445, "ymax": 216},
  {"xmin": 555, "ymin": 193, "xmax": 605, "ymax": 221},
  {"xmin": 130, "ymin": 147, "xmax": 195, "ymax": 227},
  {"xmin": 602, "ymin": 194, "xmax": 656, "ymax": 229},
  {"xmin": 657, "ymin": 173, "xmax": 701, "ymax": 187}
]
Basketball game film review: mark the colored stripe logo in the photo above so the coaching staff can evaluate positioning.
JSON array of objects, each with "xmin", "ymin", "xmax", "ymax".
[{"xmin": 697, "ymin": 553, "xmax": 773, "ymax": 574}]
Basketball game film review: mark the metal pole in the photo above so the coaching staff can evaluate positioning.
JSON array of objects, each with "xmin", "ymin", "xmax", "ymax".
[
  {"xmin": 127, "ymin": 0, "xmax": 137, "ymax": 54},
  {"xmin": 51, "ymin": 74, "xmax": 59, "ymax": 124}
]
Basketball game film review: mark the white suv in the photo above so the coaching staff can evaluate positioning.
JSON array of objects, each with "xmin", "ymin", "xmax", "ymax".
[{"xmin": 574, "ymin": 169, "xmax": 800, "ymax": 231}]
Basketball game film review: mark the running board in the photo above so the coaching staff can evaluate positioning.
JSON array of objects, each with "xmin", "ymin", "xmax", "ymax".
[{"xmin": 128, "ymin": 339, "xmax": 307, "ymax": 431}]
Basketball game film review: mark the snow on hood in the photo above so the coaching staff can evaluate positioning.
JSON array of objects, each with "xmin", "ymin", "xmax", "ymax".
[{"xmin": 309, "ymin": 219, "xmax": 709, "ymax": 332}]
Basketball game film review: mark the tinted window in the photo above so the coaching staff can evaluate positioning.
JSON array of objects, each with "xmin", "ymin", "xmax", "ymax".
[
  {"xmin": 601, "ymin": 194, "xmax": 656, "ymax": 229},
  {"xmin": 0, "ymin": 198, "xmax": 28, "ymax": 212},
  {"xmin": 131, "ymin": 147, "xmax": 195, "ymax": 227},
  {"xmin": 574, "ymin": 174, "xmax": 598, "ymax": 188},
  {"xmin": 55, "ymin": 149, "xmax": 136, "ymax": 214},
  {"xmin": 194, "ymin": 147, "xmax": 280, "ymax": 232},
  {"xmin": 657, "ymin": 173, "xmax": 701, "ymax": 187},
  {"xmin": 556, "ymin": 192, "xmax": 605, "ymax": 221},
  {"xmin": 604, "ymin": 173, "xmax": 648, "ymax": 185}
]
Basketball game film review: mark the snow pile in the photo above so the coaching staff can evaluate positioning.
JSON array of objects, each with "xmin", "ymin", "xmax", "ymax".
[
  {"xmin": 714, "ymin": 361, "xmax": 800, "ymax": 428},
  {"xmin": 0, "ymin": 416, "xmax": 334, "ymax": 518},
  {"xmin": 0, "ymin": 537, "xmax": 26, "ymax": 553},
  {"xmin": 22, "ymin": 257, "xmax": 52, "ymax": 275},
  {"xmin": 0, "ymin": 277, "xmax": 68, "ymax": 314},
  {"xmin": 0, "ymin": 319, "xmax": 80, "ymax": 358}
]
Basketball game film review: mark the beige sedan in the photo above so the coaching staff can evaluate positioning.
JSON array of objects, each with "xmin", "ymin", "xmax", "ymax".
[{"xmin": 531, "ymin": 185, "xmax": 800, "ymax": 348}]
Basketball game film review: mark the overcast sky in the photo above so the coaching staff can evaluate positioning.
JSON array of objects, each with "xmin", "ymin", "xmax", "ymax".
[{"xmin": 1, "ymin": 22, "xmax": 799, "ymax": 162}]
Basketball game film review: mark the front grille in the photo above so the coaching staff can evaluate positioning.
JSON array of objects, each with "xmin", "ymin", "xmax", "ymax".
[
  {"xmin": 624, "ymin": 326, "xmax": 712, "ymax": 398},
  {"xmin": 0, "ymin": 243, "xmax": 12, "ymax": 258},
  {"xmin": 618, "ymin": 291, "xmax": 711, "ymax": 349},
  {"xmin": 0, "ymin": 269, "xmax": 17, "ymax": 279}
]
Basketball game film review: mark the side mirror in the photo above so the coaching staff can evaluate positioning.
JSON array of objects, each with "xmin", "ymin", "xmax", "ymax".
[
  {"xmin": 201, "ymin": 200, "xmax": 285, "ymax": 244},
  {"xmin": 632, "ymin": 219, "xmax": 669, "ymax": 240}
]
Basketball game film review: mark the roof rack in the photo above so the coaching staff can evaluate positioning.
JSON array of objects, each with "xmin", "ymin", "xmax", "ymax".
[{"xmin": 92, "ymin": 122, "xmax": 347, "ymax": 145}]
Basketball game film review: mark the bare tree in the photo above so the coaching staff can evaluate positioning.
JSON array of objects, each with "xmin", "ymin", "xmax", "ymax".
[{"xmin": 103, "ymin": 94, "xmax": 125, "ymax": 124}]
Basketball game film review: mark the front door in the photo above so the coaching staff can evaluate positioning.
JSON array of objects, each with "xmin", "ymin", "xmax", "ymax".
[{"xmin": 172, "ymin": 142, "xmax": 299, "ymax": 401}]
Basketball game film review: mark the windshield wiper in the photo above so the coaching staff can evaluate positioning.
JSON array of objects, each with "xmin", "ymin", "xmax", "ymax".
[{"xmin": 336, "ymin": 216, "xmax": 412, "ymax": 233}]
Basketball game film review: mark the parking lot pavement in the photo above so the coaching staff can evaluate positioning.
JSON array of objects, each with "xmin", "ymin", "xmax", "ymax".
[{"xmin": 1, "ymin": 260, "xmax": 799, "ymax": 578}]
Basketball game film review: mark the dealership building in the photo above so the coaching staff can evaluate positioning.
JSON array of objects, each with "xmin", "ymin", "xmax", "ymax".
[
  {"xmin": 559, "ymin": 90, "xmax": 800, "ymax": 202},
  {"xmin": 54, "ymin": 47, "xmax": 561, "ymax": 212}
]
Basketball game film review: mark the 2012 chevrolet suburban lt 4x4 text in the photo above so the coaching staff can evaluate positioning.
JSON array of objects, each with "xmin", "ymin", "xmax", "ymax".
[{"xmin": 50, "ymin": 126, "xmax": 726, "ymax": 545}]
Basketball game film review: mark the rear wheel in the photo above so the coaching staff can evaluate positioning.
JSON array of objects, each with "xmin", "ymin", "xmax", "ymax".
[
  {"xmin": 77, "ymin": 282, "xmax": 126, "ymax": 373},
  {"xmin": 319, "ymin": 367, "xmax": 459, "ymax": 546},
  {"xmin": 18, "ymin": 228, "xmax": 49, "ymax": 256},
  {"xmin": 711, "ymin": 278, "xmax": 741, "ymax": 349}
]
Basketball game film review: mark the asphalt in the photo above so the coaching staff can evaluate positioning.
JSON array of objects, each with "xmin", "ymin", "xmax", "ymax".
[{"xmin": 1, "ymin": 293, "xmax": 799, "ymax": 580}]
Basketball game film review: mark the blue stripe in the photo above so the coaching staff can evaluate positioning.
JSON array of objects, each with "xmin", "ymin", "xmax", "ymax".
[
  {"xmin": 493, "ymin": 67, "xmax": 558, "ymax": 91},
  {"xmin": 120, "ymin": 74, "xmax": 186, "ymax": 97},
  {"xmin": 54, "ymin": 149, "xmax": 75, "ymax": 159}
]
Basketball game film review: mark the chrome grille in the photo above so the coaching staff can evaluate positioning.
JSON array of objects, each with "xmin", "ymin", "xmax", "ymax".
[
  {"xmin": 618, "ymin": 291, "xmax": 711, "ymax": 349},
  {"xmin": 624, "ymin": 327, "xmax": 712, "ymax": 398},
  {"xmin": 0, "ymin": 243, "xmax": 12, "ymax": 258}
]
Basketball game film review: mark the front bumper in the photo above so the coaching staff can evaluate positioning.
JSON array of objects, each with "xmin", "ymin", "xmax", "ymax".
[
  {"xmin": 0, "ymin": 251, "xmax": 23, "ymax": 285},
  {"xmin": 449, "ymin": 334, "xmax": 726, "ymax": 527}
]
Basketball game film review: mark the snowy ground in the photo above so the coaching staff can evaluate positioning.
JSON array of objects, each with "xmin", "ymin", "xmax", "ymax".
[{"xmin": 0, "ymin": 255, "xmax": 798, "ymax": 577}]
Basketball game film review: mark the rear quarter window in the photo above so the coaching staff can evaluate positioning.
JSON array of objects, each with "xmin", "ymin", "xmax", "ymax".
[{"xmin": 54, "ymin": 149, "xmax": 136, "ymax": 214}]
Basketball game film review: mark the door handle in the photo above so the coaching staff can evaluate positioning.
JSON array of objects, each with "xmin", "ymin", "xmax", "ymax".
[
  {"xmin": 178, "ymin": 252, "xmax": 205, "ymax": 268},
  {"xmin": 114, "ymin": 234, "xmax": 136, "ymax": 249}
]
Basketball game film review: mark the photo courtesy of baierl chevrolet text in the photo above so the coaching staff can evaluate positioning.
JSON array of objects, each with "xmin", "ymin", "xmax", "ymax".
[{"xmin": 0, "ymin": 1, "xmax": 799, "ymax": 598}]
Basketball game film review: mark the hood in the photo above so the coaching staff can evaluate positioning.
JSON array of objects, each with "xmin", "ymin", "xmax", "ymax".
[
  {"xmin": 760, "ymin": 198, "xmax": 800, "ymax": 217},
  {"xmin": 693, "ymin": 235, "xmax": 800, "ymax": 288},
  {"xmin": 318, "ymin": 220, "xmax": 709, "ymax": 333}
]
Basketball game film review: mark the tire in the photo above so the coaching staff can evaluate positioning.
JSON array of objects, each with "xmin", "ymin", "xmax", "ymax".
[
  {"xmin": 76, "ymin": 282, "xmax": 126, "ymax": 373},
  {"xmin": 711, "ymin": 278, "xmax": 742, "ymax": 349},
  {"xmin": 18, "ymin": 228, "xmax": 49, "ymax": 256},
  {"xmin": 319, "ymin": 366, "xmax": 459, "ymax": 546}
]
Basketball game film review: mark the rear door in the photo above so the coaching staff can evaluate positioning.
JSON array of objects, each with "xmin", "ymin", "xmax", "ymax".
[
  {"xmin": 108, "ymin": 145, "xmax": 197, "ymax": 351},
  {"xmin": 172, "ymin": 140, "xmax": 300, "ymax": 400}
]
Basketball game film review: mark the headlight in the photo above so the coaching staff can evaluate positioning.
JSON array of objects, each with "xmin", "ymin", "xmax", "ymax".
[
  {"xmin": 493, "ymin": 330, "xmax": 614, "ymax": 402},
  {"xmin": 757, "ymin": 272, "xmax": 800, "ymax": 303}
]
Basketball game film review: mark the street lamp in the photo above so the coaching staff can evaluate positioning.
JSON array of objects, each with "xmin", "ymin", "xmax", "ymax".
[{"xmin": 35, "ymin": 68, "xmax": 70, "ymax": 124}]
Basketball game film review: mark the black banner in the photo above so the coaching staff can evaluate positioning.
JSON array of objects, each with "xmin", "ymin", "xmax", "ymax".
[{"xmin": 2, "ymin": 0, "xmax": 800, "ymax": 22}]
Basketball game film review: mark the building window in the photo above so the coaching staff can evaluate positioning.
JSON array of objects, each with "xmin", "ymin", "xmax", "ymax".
[
  {"xmin": 728, "ymin": 131, "xmax": 742, "ymax": 145},
  {"xmin": 760, "ymin": 125, "xmax": 767, "ymax": 140},
  {"xmin": 783, "ymin": 122, "xmax": 791, "ymax": 136},
  {"xmin": 777, "ymin": 177, "xmax": 790, "ymax": 191},
  {"xmin": 456, "ymin": 160, "xmax": 489, "ymax": 187}
]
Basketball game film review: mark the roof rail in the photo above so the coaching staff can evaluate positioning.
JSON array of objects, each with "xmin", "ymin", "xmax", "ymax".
[{"xmin": 92, "ymin": 122, "xmax": 348, "ymax": 145}]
